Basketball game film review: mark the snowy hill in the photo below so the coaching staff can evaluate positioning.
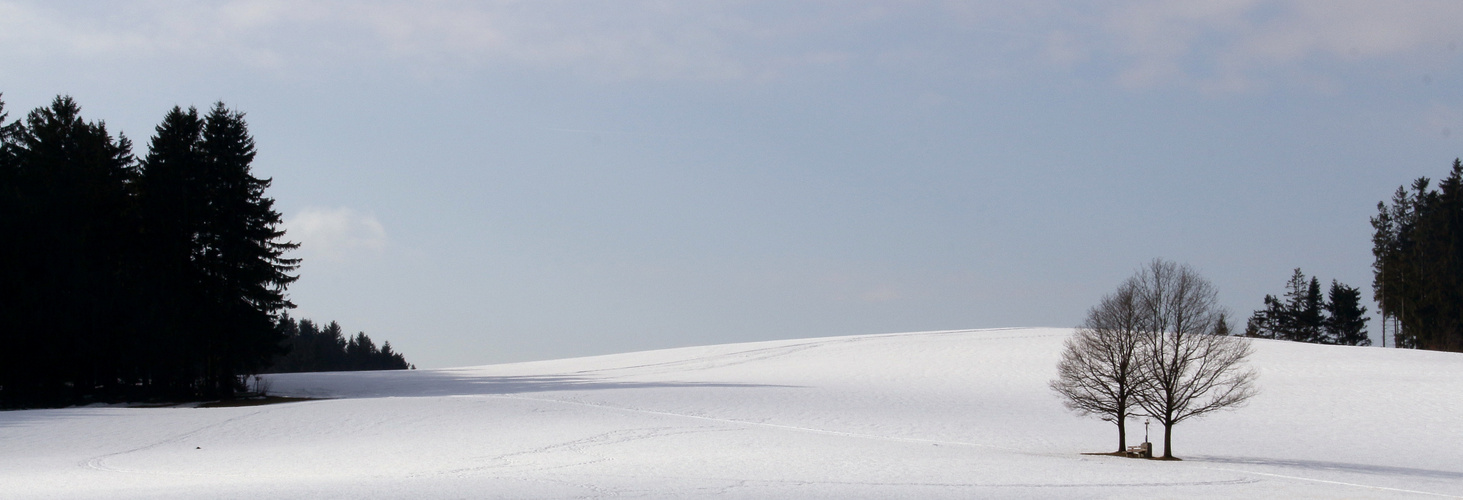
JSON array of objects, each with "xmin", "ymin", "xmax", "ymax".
[{"xmin": 4, "ymin": 328, "xmax": 1462, "ymax": 498}]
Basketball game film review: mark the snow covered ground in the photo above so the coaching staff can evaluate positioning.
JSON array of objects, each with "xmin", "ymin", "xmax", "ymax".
[{"xmin": 4, "ymin": 327, "xmax": 1462, "ymax": 498}]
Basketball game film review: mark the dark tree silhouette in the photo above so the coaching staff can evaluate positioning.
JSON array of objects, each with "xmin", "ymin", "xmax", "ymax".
[
  {"xmin": 1, "ymin": 96, "xmax": 137, "ymax": 406},
  {"xmin": 1324, "ymin": 280, "xmax": 1371, "ymax": 346},
  {"xmin": 135, "ymin": 106, "xmax": 209, "ymax": 397},
  {"xmin": 191, "ymin": 103, "xmax": 299, "ymax": 398},
  {"xmin": 268, "ymin": 315, "xmax": 412, "ymax": 373},
  {"xmin": 1245, "ymin": 268, "xmax": 1367, "ymax": 346},
  {"xmin": 1373, "ymin": 160, "xmax": 1463, "ymax": 351},
  {"xmin": 0, "ymin": 96, "xmax": 309, "ymax": 407}
]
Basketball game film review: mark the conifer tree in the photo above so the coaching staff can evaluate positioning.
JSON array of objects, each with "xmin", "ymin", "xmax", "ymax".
[
  {"xmin": 1324, "ymin": 280, "xmax": 1371, "ymax": 346},
  {"xmin": 1247, "ymin": 269, "xmax": 1313, "ymax": 341},
  {"xmin": 1297, "ymin": 277, "xmax": 1326, "ymax": 343},
  {"xmin": 135, "ymin": 106, "xmax": 208, "ymax": 396},
  {"xmin": 1246, "ymin": 269, "xmax": 1369, "ymax": 346},
  {"xmin": 1275, "ymin": 269, "xmax": 1313, "ymax": 342},
  {"xmin": 191, "ymin": 103, "xmax": 299, "ymax": 397}
]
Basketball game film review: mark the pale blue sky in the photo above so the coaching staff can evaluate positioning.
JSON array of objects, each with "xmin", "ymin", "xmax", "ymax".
[{"xmin": 3, "ymin": 1, "xmax": 1460, "ymax": 367}]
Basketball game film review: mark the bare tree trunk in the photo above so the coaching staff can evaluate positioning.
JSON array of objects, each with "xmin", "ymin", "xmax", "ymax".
[
  {"xmin": 1163, "ymin": 423, "xmax": 1174, "ymax": 459},
  {"xmin": 1117, "ymin": 419, "xmax": 1127, "ymax": 454}
]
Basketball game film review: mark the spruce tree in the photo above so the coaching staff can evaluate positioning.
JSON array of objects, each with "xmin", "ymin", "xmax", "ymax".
[
  {"xmin": 135, "ymin": 106, "xmax": 208, "ymax": 396},
  {"xmin": 1298, "ymin": 277, "xmax": 1326, "ymax": 343},
  {"xmin": 191, "ymin": 103, "xmax": 299, "ymax": 397},
  {"xmin": 1276, "ymin": 269, "xmax": 1307, "ymax": 341},
  {"xmin": 1324, "ymin": 280, "xmax": 1371, "ymax": 346}
]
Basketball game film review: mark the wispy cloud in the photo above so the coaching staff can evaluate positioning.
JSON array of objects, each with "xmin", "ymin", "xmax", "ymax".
[
  {"xmin": 0, "ymin": 1, "xmax": 878, "ymax": 82},
  {"xmin": 285, "ymin": 206, "xmax": 387, "ymax": 263},
  {"xmin": 1093, "ymin": 0, "xmax": 1463, "ymax": 91},
  {"xmin": 1, "ymin": 0, "xmax": 1458, "ymax": 90}
]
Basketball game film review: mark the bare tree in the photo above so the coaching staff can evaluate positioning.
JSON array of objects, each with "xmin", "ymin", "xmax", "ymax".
[
  {"xmin": 1131, "ymin": 259, "xmax": 1257, "ymax": 459},
  {"xmin": 1050, "ymin": 278, "xmax": 1146, "ymax": 454}
]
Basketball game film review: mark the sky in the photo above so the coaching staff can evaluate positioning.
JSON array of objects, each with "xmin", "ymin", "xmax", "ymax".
[{"xmin": 2, "ymin": 1, "xmax": 1460, "ymax": 368}]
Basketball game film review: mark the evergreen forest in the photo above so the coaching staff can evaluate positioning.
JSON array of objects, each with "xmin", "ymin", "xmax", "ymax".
[
  {"xmin": 268, "ymin": 316, "xmax": 413, "ymax": 373},
  {"xmin": 1371, "ymin": 159, "xmax": 1463, "ymax": 351},
  {"xmin": 0, "ymin": 95, "xmax": 409, "ymax": 408},
  {"xmin": 1246, "ymin": 158, "xmax": 1463, "ymax": 352}
]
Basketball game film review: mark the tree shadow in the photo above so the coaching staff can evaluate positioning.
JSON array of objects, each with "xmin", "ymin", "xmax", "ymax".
[
  {"xmin": 0, "ymin": 406, "xmax": 124, "ymax": 429},
  {"xmin": 1191, "ymin": 455, "xmax": 1463, "ymax": 480},
  {"xmin": 264, "ymin": 370, "xmax": 798, "ymax": 399}
]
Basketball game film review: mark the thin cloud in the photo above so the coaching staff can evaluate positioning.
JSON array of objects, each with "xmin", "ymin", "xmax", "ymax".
[
  {"xmin": 285, "ymin": 206, "xmax": 388, "ymax": 263},
  {"xmin": 2, "ymin": 1, "xmax": 1458, "ymax": 90},
  {"xmin": 1095, "ymin": 0, "xmax": 1463, "ymax": 91}
]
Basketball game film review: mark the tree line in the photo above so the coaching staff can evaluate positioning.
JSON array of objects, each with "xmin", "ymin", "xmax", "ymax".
[
  {"xmin": 268, "ymin": 315, "xmax": 413, "ymax": 373},
  {"xmin": 0, "ymin": 95, "xmax": 409, "ymax": 408},
  {"xmin": 1371, "ymin": 159, "xmax": 1463, "ymax": 351},
  {"xmin": 1243, "ymin": 269, "xmax": 1369, "ymax": 346},
  {"xmin": 1235, "ymin": 158, "xmax": 1463, "ymax": 352}
]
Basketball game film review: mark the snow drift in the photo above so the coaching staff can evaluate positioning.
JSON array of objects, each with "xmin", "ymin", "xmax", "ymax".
[{"xmin": 3, "ymin": 328, "xmax": 1461, "ymax": 498}]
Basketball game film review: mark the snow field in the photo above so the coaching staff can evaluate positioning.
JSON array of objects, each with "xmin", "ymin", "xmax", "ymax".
[{"xmin": 3, "ymin": 327, "xmax": 1461, "ymax": 498}]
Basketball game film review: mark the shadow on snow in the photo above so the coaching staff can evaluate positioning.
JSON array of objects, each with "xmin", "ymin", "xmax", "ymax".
[
  {"xmin": 265, "ymin": 369, "xmax": 798, "ymax": 399},
  {"xmin": 1193, "ymin": 455, "xmax": 1463, "ymax": 480}
]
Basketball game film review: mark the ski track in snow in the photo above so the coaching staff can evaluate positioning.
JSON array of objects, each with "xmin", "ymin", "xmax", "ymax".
[
  {"xmin": 81, "ymin": 407, "xmax": 278, "ymax": 477},
  {"xmin": 492, "ymin": 392, "xmax": 1461, "ymax": 496},
  {"xmin": 1196, "ymin": 466, "xmax": 1463, "ymax": 499},
  {"xmin": 485, "ymin": 393, "xmax": 1266, "ymax": 490},
  {"xmin": 494, "ymin": 392, "xmax": 1028, "ymax": 453}
]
